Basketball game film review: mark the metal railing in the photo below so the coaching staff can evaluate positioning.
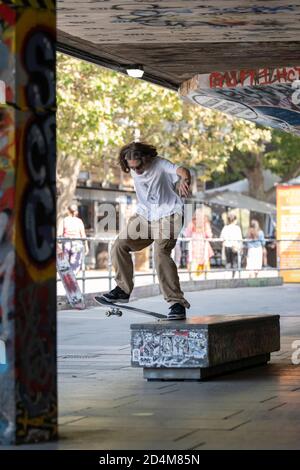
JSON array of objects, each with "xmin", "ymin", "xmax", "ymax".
[{"xmin": 57, "ymin": 236, "xmax": 300, "ymax": 295}]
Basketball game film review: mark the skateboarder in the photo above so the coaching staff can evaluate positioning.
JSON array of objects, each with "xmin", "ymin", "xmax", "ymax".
[{"xmin": 102, "ymin": 142, "xmax": 191, "ymax": 320}]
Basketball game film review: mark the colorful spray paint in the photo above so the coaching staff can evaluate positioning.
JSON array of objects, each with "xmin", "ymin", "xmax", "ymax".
[
  {"xmin": 180, "ymin": 67, "xmax": 300, "ymax": 136},
  {"xmin": 0, "ymin": 0, "xmax": 57, "ymax": 444}
]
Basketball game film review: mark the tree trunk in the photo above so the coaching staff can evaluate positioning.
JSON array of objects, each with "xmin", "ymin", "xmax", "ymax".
[
  {"xmin": 246, "ymin": 157, "xmax": 265, "ymax": 201},
  {"xmin": 56, "ymin": 154, "xmax": 81, "ymax": 228},
  {"xmin": 244, "ymin": 153, "xmax": 266, "ymax": 227}
]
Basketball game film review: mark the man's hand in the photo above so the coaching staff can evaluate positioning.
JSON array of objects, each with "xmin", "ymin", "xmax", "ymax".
[
  {"xmin": 178, "ymin": 178, "xmax": 191, "ymax": 197},
  {"xmin": 176, "ymin": 166, "xmax": 191, "ymax": 198}
]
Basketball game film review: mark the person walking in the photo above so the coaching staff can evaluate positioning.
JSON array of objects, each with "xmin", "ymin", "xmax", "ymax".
[
  {"xmin": 57, "ymin": 204, "xmax": 89, "ymax": 276},
  {"xmin": 97, "ymin": 142, "xmax": 191, "ymax": 320},
  {"xmin": 185, "ymin": 208, "xmax": 214, "ymax": 278},
  {"xmin": 246, "ymin": 219, "xmax": 265, "ymax": 278},
  {"xmin": 220, "ymin": 212, "xmax": 243, "ymax": 278}
]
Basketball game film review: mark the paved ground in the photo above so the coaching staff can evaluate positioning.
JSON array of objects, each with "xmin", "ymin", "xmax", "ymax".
[{"xmin": 4, "ymin": 284, "xmax": 300, "ymax": 449}]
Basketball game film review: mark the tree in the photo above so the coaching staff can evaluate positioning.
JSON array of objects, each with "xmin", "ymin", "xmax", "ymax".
[
  {"xmin": 212, "ymin": 125, "xmax": 300, "ymax": 203},
  {"xmin": 57, "ymin": 52, "xmax": 300, "ymax": 224},
  {"xmin": 224, "ymin": 121, "xmax": 272, "ymax": 201},
  {"xmin": 264, "ymin": 130, "xmax": 300, "ymax": 199},
  {"xmin": 56, "ymin": 53, "xmax": 250, "ymax": 220}
]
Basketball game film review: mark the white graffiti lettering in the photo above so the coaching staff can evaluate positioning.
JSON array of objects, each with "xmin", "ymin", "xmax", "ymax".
[
  {"xmin": 0, "ymin": 339, "xmax": 6, "ymax": 365},
  {"xmin": 291, "ymin": 340, "xmax": 300, "ymax": 365}
]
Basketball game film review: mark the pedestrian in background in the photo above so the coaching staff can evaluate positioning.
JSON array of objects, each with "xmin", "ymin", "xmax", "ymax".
[
  {"xmin": 220, "ymin": 212, "xmax": 243, "ymax": 278},
  {"xmin": 57, "ymin": 204, "xmax": 89, "ymax": 275},
  {"xmin": 246, "ymin": 219, "xmax": 265, "ymax": 277},
  {"xmin": 185, "ymin": 208, "xmax": 214, "ymax": 278}
]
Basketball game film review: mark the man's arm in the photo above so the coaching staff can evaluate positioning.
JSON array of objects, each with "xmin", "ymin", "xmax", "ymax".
[{"xmin": 176, "ymin": 166, "xmax": 191, "ymax": 198}]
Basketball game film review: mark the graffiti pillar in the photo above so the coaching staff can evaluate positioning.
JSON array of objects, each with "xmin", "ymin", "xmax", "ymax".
[
  {"xmin": 180, "ymin": 67, "xmax": 300, "ymax": 136},
  {"xmin": 0, "ymin": 1, "xmax": 57, "ymax": 444}
]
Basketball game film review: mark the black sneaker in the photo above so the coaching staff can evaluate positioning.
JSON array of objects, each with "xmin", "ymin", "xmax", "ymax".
[
  {"xmin": 167, "ymin": 303, "xmax": 186, "ymax": 320},
  {"xmin": 101, "ymin": 286, "xmax": 130, "ymax": 303}
]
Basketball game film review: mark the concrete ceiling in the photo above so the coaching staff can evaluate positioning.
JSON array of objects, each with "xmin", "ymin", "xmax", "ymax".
[{"xmin": 57, "ymin": 1, "xmax": 300, "ymax": 90}]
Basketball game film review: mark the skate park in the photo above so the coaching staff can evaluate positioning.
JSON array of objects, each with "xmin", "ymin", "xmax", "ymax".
[
  {"xmin": 34, "ymin": 284, "xmax": 300, "ymax": 450},
  {"xmin": 2, "ymin": 283, "xmax": 300, "ymax": 450},
  {"xmin": 1, "ymin": 0, "xmax": 300, "ymax": 451}
]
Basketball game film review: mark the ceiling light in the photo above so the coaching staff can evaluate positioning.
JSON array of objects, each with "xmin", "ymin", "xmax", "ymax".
[{"xmin": 126, "ymin": 65, "xmax": 144, "ymax": 78}]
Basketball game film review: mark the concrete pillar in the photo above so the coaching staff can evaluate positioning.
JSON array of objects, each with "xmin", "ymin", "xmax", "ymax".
[{"xmin": 0, "ymin": 1, "xmax": 57, "ymax": 444}]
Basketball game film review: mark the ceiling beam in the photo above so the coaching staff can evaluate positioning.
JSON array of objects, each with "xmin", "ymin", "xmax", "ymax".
[{"xmin": 57, "ymin": 37, "xmax": 178, "ymax": 92}]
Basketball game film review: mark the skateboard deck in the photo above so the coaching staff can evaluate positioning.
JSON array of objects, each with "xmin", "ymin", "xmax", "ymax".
[
  {"xmin": 57, "ymin": 253, "xmax": 86, "ymax": 309},
  {"xmin": 94, "ymin": 296, "xmax": 167, "ymax": 319}
]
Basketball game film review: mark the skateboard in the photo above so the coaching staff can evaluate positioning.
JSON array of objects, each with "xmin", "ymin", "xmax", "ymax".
[
  {"xmin": 57, "ymin": 252, "xmax": 86, "ymax": 309},
  {"xmin": 94, "ymin": 296, "xmax": 167, "ymax": 320}
]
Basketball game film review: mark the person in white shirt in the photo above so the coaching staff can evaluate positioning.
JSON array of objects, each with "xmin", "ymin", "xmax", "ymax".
[
  {"xmin": 97, "ymin": 142, "xmax": 191, "ymax": 320},
  {"xmin": 220, "ymin": 212, "xmax": 243, "ymax": 278}
]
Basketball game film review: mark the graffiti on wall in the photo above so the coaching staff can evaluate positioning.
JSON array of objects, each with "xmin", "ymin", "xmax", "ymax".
[
  {"xmin": 0, "ymin": 3, "xmax": 17, "ymax": 442},
  {"xmin": 180, "ymin": 67, "xmax": 300, "ymax": 136},
  {"xmin": 112, "ymin": 3, "xmax": 296, "ymax": 29},
  {"xmin": 0, "ymin": 2, "xmax": 57, "ymax": 444},
  {"xmin": 0, "ymin": 109, "xmax": 15, "ymax": 341},
  {"xmin": 0, "ymin": 108, "xmax": 15, "ymax": 439},
  {"xmin": 57, "ymin": 1, "xmax": 300, "ymax": 43},
  {"xmin": 0, "ymin": 81, "xmax": 5, "ymax": 104},
  {"xmin": 131, "ymin": 328, "xmax": 208, "ymax": 368}
]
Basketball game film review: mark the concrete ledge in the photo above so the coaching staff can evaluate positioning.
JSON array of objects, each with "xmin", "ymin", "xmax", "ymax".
[
  {"xmin": 131, "ymin": 315, "xmax": 280, "ymax": 381},
  {"xmin": 57, "ymin": 276, "xmax": 283, "ymax": 310}
]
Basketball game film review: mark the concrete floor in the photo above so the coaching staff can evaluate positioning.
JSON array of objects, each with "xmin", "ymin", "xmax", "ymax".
[{"xmin": 3, "ymin": 284, "xmax": 300, "ymax": 449}]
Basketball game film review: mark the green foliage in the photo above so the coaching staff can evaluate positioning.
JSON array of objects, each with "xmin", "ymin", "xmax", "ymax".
[
  {"xmin": 57, "ymin": 53, "xmax": 300, "ymax": 194},
  {"xmin": 57, "ymin": 53, "xmax": 266, "ymax": 182},
  {"xmin": 264, "ymin": 130, "xmax": 300, "ymax": 179},
  {"xmin": 213, "ymin": 126, "xmax": 300, "ymax": 192}
]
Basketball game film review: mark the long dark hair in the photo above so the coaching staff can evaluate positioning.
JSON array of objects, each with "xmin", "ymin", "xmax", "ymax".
[{"xmin": 118, "ymin": 142, "xmax": 158, "ymax": 173}]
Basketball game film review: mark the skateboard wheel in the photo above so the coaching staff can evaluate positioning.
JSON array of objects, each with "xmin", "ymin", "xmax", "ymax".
[{"xmin": 106, "ymin": 310, "xmax": 112, "ymax": 317}]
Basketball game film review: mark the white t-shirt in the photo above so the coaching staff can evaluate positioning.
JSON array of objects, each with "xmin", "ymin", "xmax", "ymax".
[
  {"xmin": 220, "ymin": 223, "xmax": 243, "ymax": 249},
  {"xmin": 58, "ymin": 216, "xmax": 85, "ymax": 238},
  {"xmin": 130, "ymin": 157, "xmax": 183, "ymax": 221}
]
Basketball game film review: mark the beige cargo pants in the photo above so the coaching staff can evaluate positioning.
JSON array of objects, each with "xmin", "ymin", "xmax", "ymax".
[{"xmin": 111, "ymin": 213, "xmax": 190, "ymax": 308}]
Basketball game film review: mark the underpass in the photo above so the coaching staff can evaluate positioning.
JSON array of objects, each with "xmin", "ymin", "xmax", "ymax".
[{"xmin": 5, "ymin": 284, "xmax": 300, "ymax": 450}]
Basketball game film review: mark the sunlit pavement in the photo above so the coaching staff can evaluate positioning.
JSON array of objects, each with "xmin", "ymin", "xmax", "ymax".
[{"xmin": 4, "ymin": 284, "xmax": 300, "ymax": 449}]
